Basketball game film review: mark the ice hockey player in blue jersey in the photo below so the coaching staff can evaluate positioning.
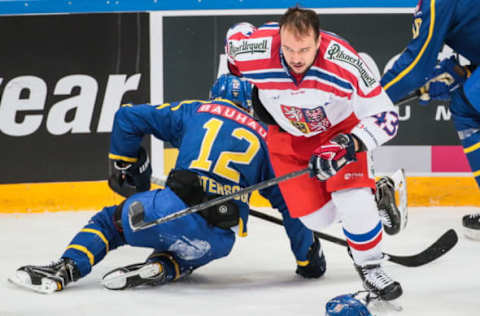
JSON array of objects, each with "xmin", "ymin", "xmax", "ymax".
[
  {"xmin": 380, "ymin": 0, "xmax": 480, "ymax": 238},
  {"xmin": 8, "ymin": 74, "xmax": 326, "ymax": 294}
]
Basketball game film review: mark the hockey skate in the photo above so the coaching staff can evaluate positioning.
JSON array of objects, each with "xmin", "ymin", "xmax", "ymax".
[
  {"xmin": 354, "ymin": 258, "xmax": 402, "ymax": 301},
  {"xmin": 462, "ymin": 213, "xmax": 480, "ymax": 240},
  {"xmin": 102, "ymin": 262, "xmax": 166, "ymax": 290},
  {"xmin": 8, "ymin": 258, "xmax": 80, "ymax": 294},
  {"xmin": 376, "ymin": 169, "xmax": 408, "ymax": 235}
]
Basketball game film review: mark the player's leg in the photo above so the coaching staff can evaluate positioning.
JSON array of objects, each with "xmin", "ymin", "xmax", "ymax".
[
  {"xmin": 325, "ymin": 152, "xmax": 401, "ymax": 300},
  {"xmin": 102, "ymin": 251, "xmax": 183, "ymax": 290},
  {"xmin": 10, "ymin": 203, "xmax": 128, "ymax": 294},
  {"xmin": 375, "ymin": 169, "xmax": 408, "ymax": 235},
  {"xmin": 450, "ymin": 84, "xmax": 480, "ymax": 238},
  {"xmin": 333, "ymin": 187, "xmax": 402, "ymax": 301},
  {"xmin": 102, "ymin": 187, "xmax": 236, "ymax": 290}
]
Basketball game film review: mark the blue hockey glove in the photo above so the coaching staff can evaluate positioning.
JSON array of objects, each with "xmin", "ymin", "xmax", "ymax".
[
  {"xmin": 419, "ymin": 56, "xmax": 468, "ymax": 105},
  {"xmin": 296, "ymin": 238, "xmax": 326, "ymax": 279},
  {"xmin": 309, "ymin": 133, "xmax": 357, "ymax": 181},
  {"xmin": 108, "ymin": 146, "xmax": 152, "ymax": 198}
]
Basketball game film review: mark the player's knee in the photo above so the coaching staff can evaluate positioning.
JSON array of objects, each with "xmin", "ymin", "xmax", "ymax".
[{"xmin": 89, "ymin": 204, "xmax": 126, "ymax": 246}]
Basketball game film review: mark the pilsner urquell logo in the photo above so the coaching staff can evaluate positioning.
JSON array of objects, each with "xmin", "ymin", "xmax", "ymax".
[
  {"xmin": 229, "ymin": 39, "xmax": 269, "ymax": 56},
  {"xmin": 326, "ymin": 43, "xmax": 376, "ymax": 87}
]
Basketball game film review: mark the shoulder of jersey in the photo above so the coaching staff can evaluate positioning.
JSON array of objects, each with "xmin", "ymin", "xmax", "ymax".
[{"xmin": 320, "ymin": 30, "xmax": 354, "ymax": 50}]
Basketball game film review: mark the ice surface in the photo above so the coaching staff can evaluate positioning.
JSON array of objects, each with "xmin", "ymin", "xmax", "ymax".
[{"xmin": 1, "ymin": 207, "xmax": 479, "ymax": 316}]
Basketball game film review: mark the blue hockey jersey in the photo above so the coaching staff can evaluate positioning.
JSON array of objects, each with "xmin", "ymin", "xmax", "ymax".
[
  {"xmin": 381, "ymin": 0, "xmax": 480, "ymax": 102},
  {"xmin": 109, "ymin": 98, "xmax": 314, "ymax": 263}
]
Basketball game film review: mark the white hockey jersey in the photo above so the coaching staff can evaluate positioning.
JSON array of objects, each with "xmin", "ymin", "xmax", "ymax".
[{"xmin": 226, "ymin": 22, "xmax": 399, "ymax": 151}]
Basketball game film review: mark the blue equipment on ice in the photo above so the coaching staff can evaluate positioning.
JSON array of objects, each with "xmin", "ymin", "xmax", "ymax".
[{"xmin": 325, "ymin": 293, "xmax": 372, "ymax": 316}]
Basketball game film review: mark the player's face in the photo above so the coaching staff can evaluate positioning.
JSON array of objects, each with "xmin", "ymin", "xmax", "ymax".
[{"xmin": 280, "ymin": 26, "xmax": 320, "ymax": 74}]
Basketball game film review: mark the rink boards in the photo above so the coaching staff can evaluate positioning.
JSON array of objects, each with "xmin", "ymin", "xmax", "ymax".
[
  {"xmin": 1, "ymin": 7, "xmax": 478, "ymax": 213},
  {"xmin": 1, "ymin": 148, "xmax": 479, "ymax": 213}
]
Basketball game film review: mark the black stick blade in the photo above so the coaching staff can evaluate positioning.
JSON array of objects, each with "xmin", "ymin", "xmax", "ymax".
[{"xmin": 387, "ymin": 229, "xmax": 458, "ymax": 267}]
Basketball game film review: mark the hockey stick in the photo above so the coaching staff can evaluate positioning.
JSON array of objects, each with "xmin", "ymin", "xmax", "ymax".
[
  {"xmin": 149, "ymin": 174, "xmax": 457, "ymax": 266},
  {"xmin": 129, "ymin": 168, "xmax": 310, "ymax": 231},
  {"xmin": 249, "ymin": 209, "xmax": 458, "ymax": 267},
  {"xmin": 395, "ymin": 89, "xmax": 422, "ymax": 106}
]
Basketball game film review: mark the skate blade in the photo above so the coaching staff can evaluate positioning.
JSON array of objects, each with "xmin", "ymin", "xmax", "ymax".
[
  {"xmin": 368, "ymin": 297, "xmax": 403, "ymax": 314},
  {"xmin": 463, "ymin": 227, "xmax": 480, "ymax": 241},
  {"xmin": 8, "ymin": 271, "xmax": 60, "ymax": 294},
  {"xmin": 102, "ymin": 263, "xmax": 162, "ymax": 290}
]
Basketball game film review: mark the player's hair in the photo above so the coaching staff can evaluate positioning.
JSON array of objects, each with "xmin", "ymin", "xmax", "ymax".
[{"xmin": 279, "ymin": 6, "xmax": 320, "ymax": 39}]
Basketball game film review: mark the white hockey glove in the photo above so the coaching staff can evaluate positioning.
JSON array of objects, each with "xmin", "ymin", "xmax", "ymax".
[{"xmin": 309, "ymin": 134, "xmax": 357, "ymax": 181}]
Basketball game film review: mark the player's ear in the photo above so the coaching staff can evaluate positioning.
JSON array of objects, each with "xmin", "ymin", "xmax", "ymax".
[{"xmin": 316, "ymin": 34, "xmax": 321, "ymax": 47}]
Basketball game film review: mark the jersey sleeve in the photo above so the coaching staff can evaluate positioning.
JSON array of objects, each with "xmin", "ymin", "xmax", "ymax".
[
  {"xmin": 225, "ymin": 22, "xmax": 256, "ymax": 76},
  {"xmin": 109, "ymin": 102, "xmax": 187, "ymax": 161},
  {"xmin": 351, "ymin": 88, "xmax": 400, "ymax": 151},
  {"xmin": 225, "ymin": 22, "xmax": 278, "ymax": 76},
  {"xmin": 325, "ymin": 38, "xmax": 400, "ymax": 150},
  {"xmin": 380, "ymin": 0, "xmax": 457, "ymax": 102}
]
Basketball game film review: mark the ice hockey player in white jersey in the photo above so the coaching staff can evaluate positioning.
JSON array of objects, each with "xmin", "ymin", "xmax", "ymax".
[{"xmin": 226, "ymin": 6, "xmax": 402, "ymax": 300}]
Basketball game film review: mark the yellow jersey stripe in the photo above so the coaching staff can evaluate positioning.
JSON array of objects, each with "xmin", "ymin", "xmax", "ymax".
[
  {"xmin": 464, "ymin": 142, "xmax": 480, "ymax": 154},
  {"xmin": 473, "ymin": 170, "xmax": 480, "ymax": 178},
  {"xmin": 108, "ymin": 153, "xmax": 138, "ymax": 163},
  {"xmin": 81, "ymin": 228, "xmax": 110, "ymax": 252},
  {"xmin": 171, "ymin": 100, "xmax": 207, "ymax": 111},
  {"xmin": 66, "ymin": 244, "xmax": 95, "ymax": 266},
  {"xmin": 384, "ymin": 0, "xmax": 436, "ymax": 91}
]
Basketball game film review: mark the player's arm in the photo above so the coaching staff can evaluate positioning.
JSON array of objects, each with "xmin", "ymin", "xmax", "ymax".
[
  {"xmin": 225, "ymin": 22, "xmax": 257, "ymax": 76},
  {"xmin": 380, "ymin": 0, "xmax": 457, "ymax": 102},
  {"xmin": 350, "ymin": 57, "xmax": 400, "ymax": 152},
  {"xmin": 108, "ymin": 102, "xmax": 186, "ymax": 197},
  {"xmin": 109, "ymin": 102, "xmax": 186, "ymax": 158},
  {"xmin": 310, "ymin": 50, "xmax": 400, "ymax": 181},
  {"xmin": 350, "ymin": 97, "xmax": 400, "ymax": 152}
]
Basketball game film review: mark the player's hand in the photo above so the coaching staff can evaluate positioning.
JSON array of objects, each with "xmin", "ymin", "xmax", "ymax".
[
  {"xmin": 296, "ymin": 238, "xmax": 326, "ymax": 279},
  {"xmin": 308, "ymin": 133, "xmax": 357, "ymax": 181},
  {"xmin": 419, "ymin": 56, "xmax": 469, "ymax": 105},
  {"xmin": 108, "ymin": 146, "xmax": 152, "ymax": 197}
]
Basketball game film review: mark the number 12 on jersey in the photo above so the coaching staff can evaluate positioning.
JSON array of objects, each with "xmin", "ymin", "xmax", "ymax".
[{"xmin": 189, "ymin": 118, "xmax": 261, "ymax": 183}]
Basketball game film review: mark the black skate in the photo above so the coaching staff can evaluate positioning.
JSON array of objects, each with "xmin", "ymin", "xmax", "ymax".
[
  {"xmin": 355, "ymin": 260, "xmax": 402, "ymax": 301},
  {"xmin": 462, "ymin": 213, "xmax": 480, "ymax": 240},
  {"xmin": 376, "ymin": 169, "xmax": 408, "ymax": 235},
  {"xmin": 102, "ymin": 262, "xmax": 166, "ymax": 290},
  {"xmin": 8, "ymin": 258, "xmax": 80, "ymax": 294}
]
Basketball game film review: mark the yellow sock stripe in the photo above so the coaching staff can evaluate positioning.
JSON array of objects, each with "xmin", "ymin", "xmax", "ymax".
[
  {"xmin": 108, "ymin": 153, "xmax": 138, "ymax": 163},
  {"xmin": 383, "ymin": 0, "xmax": 436, "ymax": 91},
  {"xmin": 80, "ymin": 228, "xmax": 109, "ymax": 252},
  {"xmin": 464, "ymin": 142, "xmax": 480, "ymax": 154},
  {"xmin": 238, "ymin": 217, "xmax": 248, "ymax": 237},
  {"xmin": 149, "ymin": 253, "xmax": 181, "ymax": 280},
  {"xmin": 66, "ymin": 245, "xmax": 94, "ymax": 266},
  {"xmin": 297, "ymin": 260, "xmax": 310, "ymax": 267}
]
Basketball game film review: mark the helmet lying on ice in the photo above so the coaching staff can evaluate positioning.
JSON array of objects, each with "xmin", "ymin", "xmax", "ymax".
[{"xmin": 325, "ymin": 294, "xmax": 372, "ymax": 316}]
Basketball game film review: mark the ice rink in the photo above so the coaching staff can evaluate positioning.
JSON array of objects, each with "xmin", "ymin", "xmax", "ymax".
[{"xmin": 1, "ymin": 206, "xmax": 479, "ymax": 316}]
